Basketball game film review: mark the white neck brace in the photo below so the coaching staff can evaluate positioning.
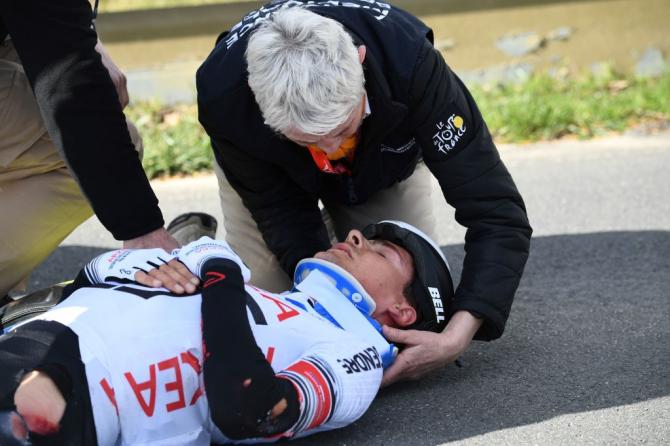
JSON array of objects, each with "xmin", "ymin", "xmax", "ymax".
[{"xmin": 294, "ymin": 258, "xmax": 397, "ymax": 367}]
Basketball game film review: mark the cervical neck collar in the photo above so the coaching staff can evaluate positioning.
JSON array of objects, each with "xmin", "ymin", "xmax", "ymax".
[{"xmin": 294, "ymin": 258, "xmax": 397, "ymax": 368}]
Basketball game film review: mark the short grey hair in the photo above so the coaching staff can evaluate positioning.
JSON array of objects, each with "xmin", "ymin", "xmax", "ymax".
[{"xmin": 245, "ymin": 6, "xmax": 365, "ymax": 136}]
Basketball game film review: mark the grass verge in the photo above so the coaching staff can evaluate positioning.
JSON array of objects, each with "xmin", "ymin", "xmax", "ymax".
[
  {"xmin": 125, "ymin": 102, "xmax": 212, "ymax": 179},
  {"xmin": 127, "ymin": 70, "xmax": 670, "ymax": 179},
  {"xmin": 471, "ymin": 70, "xmax": 670, "ymax": 142}
]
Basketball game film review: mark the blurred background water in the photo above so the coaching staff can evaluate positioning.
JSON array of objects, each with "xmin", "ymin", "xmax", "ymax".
[{"xmin": 95, "ymin": 0, "xmax": 670, "ymax": 104}]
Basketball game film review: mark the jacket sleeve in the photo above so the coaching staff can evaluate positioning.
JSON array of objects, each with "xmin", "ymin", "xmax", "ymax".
[
  {"xmin": 409, "ymin": 42, "xmax": 532, "ymax": 341},
  {"xmin": 2, "ymin": 0, "xmax": 164, "ymax": 240},
  {"xmin": 202, "ymin": 120, "xmax": 331, "ymax": 276}
]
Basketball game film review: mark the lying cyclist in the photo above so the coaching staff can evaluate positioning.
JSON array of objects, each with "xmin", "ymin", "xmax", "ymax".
[{"xmin": 0, "ymin": 221, "xmax": 457, "ymax": 445}]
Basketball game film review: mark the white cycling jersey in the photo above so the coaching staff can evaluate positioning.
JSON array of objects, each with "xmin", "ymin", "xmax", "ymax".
[{"xmin": 26, "ymin": 269, "xmax": 385, "ymax": 445}]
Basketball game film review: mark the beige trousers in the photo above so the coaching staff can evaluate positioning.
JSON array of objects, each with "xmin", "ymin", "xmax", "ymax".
[
  {"xmin": 0, "ymin": 40, "xmax": 142, "ymax": 297},
  {"xmin": 215, "ymin": 161, "xmax": 438, "ymax": 292}
]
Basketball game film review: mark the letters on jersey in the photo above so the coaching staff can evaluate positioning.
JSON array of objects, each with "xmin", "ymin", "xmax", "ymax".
[{"xmin": 29, "ymin": 278, "xmax": 383, "ymax": 445}]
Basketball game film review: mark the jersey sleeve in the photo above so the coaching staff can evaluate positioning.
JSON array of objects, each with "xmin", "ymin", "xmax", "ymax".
[{"xmin": 276, "ymin": 337, "xmax": 383, "ymax": 439}]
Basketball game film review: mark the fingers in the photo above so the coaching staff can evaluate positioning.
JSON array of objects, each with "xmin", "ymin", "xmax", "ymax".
[
  {"xmin": 382, "ymin": 324, "xmax": 412, "ymax": 344},
  {"xmin": 381, "ymin": 326, "xmax": 440, "ymax": 387},
  {"xmin": 148, "ymin": 268, "xmax": 184, "ymax": 294},
  {"xmin": 381, "ymin": 352, "xmax": 421, "ymax": 387},
  {"xmin": 117, "ymin": 77, "xmax": 129, "ymax": 109},
  {"xmin": 94, "ymin": 39, "xmax": 129, "ymax": 109},
  {"xmin": 134, "ymin": 262, "xmax": 198, "ymax": 294},
  {"xmin": 167, "ymin": 259, "xmax": 200, "ymax": 286},
  {"xmin": 380, "ymin": 326, "xmax": 415, "ymax": 387},
  {"xmin": 134, "ymin": 270, "xmax": 162, "ymax": 288},
  {"xmin": 115, "ymin": 71, "xmax": 129, "ymax": 109},
  {"xmin": 380, "ymin": 361, "xmax": 404, "ymax": 387},
  {"xmin": 159, "ymin": 260, "xmax": 198, "ymax": 293},
  {"xmin": 148, "ymin": 263, "xmax": 197, "ymax": 294}
]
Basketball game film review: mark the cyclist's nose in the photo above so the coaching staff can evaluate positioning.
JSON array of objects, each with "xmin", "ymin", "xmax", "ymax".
[{"xmin": 345, "ymin": 229, "xmax": 365, "ymax": 248}]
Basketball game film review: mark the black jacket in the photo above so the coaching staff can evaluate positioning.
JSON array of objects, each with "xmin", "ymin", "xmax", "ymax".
[
  {"xmin": 197, "ymin": 0, "xmax": 532, "ymax": 340},
  {"xmin": 0, "ymin": 0, "xmax": 163, "ymax": 240}
]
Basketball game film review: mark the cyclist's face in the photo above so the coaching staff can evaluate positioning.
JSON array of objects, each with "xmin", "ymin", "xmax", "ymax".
[{"xmin": 315, "ymin": 229, "xmax": 417, "ymax": 328}]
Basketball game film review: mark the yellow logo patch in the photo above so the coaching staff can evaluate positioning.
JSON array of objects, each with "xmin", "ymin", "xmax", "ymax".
[{"xmin": 432, "ymin": 114, "xmax": 468, "ymax": 154}]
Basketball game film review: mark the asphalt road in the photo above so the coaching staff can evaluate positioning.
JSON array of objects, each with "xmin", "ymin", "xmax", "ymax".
[{"xmin": 30, "ymin": 131, "xmax": 670, "ymax": 445}]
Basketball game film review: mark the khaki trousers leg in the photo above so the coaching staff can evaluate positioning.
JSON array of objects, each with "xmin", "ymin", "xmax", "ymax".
[
  {"xmin": 0, "ymin": 39, "xmax": 143, "ymax": 297},
  {"xmin": 214, "ymin": 162, "xmax": 294, "ymax": 292},
  {"xmin": 214, "ymin": 161, "xmax": 437, "ymax": 293}
]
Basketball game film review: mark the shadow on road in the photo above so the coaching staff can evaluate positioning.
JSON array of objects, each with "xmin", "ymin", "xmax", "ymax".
[
  {"xmin": 29, "ymin": 246, "xmax": 109, "ymax": 291},
  {"xmin": 292, "ymin": 230, "xmax": 670, "ymax": 445},
  {"xmin": 29, "ymin": 230, "xmax": 669, "ymax": 445}
]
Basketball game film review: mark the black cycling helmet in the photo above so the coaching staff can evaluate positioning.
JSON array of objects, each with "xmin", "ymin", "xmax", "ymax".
[{"xmin": 362, "ymin": 220, "xmax": 454, "ymax": 332}]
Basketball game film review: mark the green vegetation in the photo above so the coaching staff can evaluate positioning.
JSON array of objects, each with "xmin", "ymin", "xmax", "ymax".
[
  {"xmin": 128, "ymin": 71, "xmax": 670, "ymax": 179},
  {"xmin": 471, "ymin": 70, "xmax": 670, "ymax": 142},
  {"xmin": 125, "ymin": 102, "xmax": 212, "ymax": 179}
]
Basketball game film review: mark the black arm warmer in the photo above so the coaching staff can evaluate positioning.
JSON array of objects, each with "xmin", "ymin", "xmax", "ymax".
[{"xmin": 201, "ymin": 259, "xmax": 298, "ymax": 439}]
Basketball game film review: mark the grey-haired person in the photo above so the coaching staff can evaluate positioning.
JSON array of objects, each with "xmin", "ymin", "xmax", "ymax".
[{"xmin": 196, "ymin": 1, "xmax": 532, "ymax": 385}]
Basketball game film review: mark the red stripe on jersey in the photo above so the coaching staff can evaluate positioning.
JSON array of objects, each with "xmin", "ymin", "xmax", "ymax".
[{"xmin": 286, "ymin": 360, "xmax": 332, "ymax": 429}]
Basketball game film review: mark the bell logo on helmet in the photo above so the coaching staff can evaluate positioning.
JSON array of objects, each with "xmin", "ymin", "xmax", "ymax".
[{"xmin": 428, "ymin": 287, "xmax": 445, "ymax": 323}]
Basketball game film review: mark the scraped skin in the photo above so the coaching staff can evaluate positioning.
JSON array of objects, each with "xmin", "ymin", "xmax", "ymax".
[
  {"xmin": 13, "ymin": 371, "xmax": 66, "ymax": 436},
  {"xmin": 242, "ymin": 378, "xmax": 288, "ymax": 418}
]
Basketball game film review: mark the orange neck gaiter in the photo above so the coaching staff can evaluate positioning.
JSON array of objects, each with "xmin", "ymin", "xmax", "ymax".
[
  {"xmin": 307, "ymin": 133, "xmax": 358, "ymax": 175},
  {"xmin": 307, "ymin": 99, "xmax": 366, "ymax": 173}
]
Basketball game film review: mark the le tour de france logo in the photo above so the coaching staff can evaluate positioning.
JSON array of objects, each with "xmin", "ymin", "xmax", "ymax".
[{"xmin": 432, "ymin": 114, "xmax": 466, "ymax": 154}]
